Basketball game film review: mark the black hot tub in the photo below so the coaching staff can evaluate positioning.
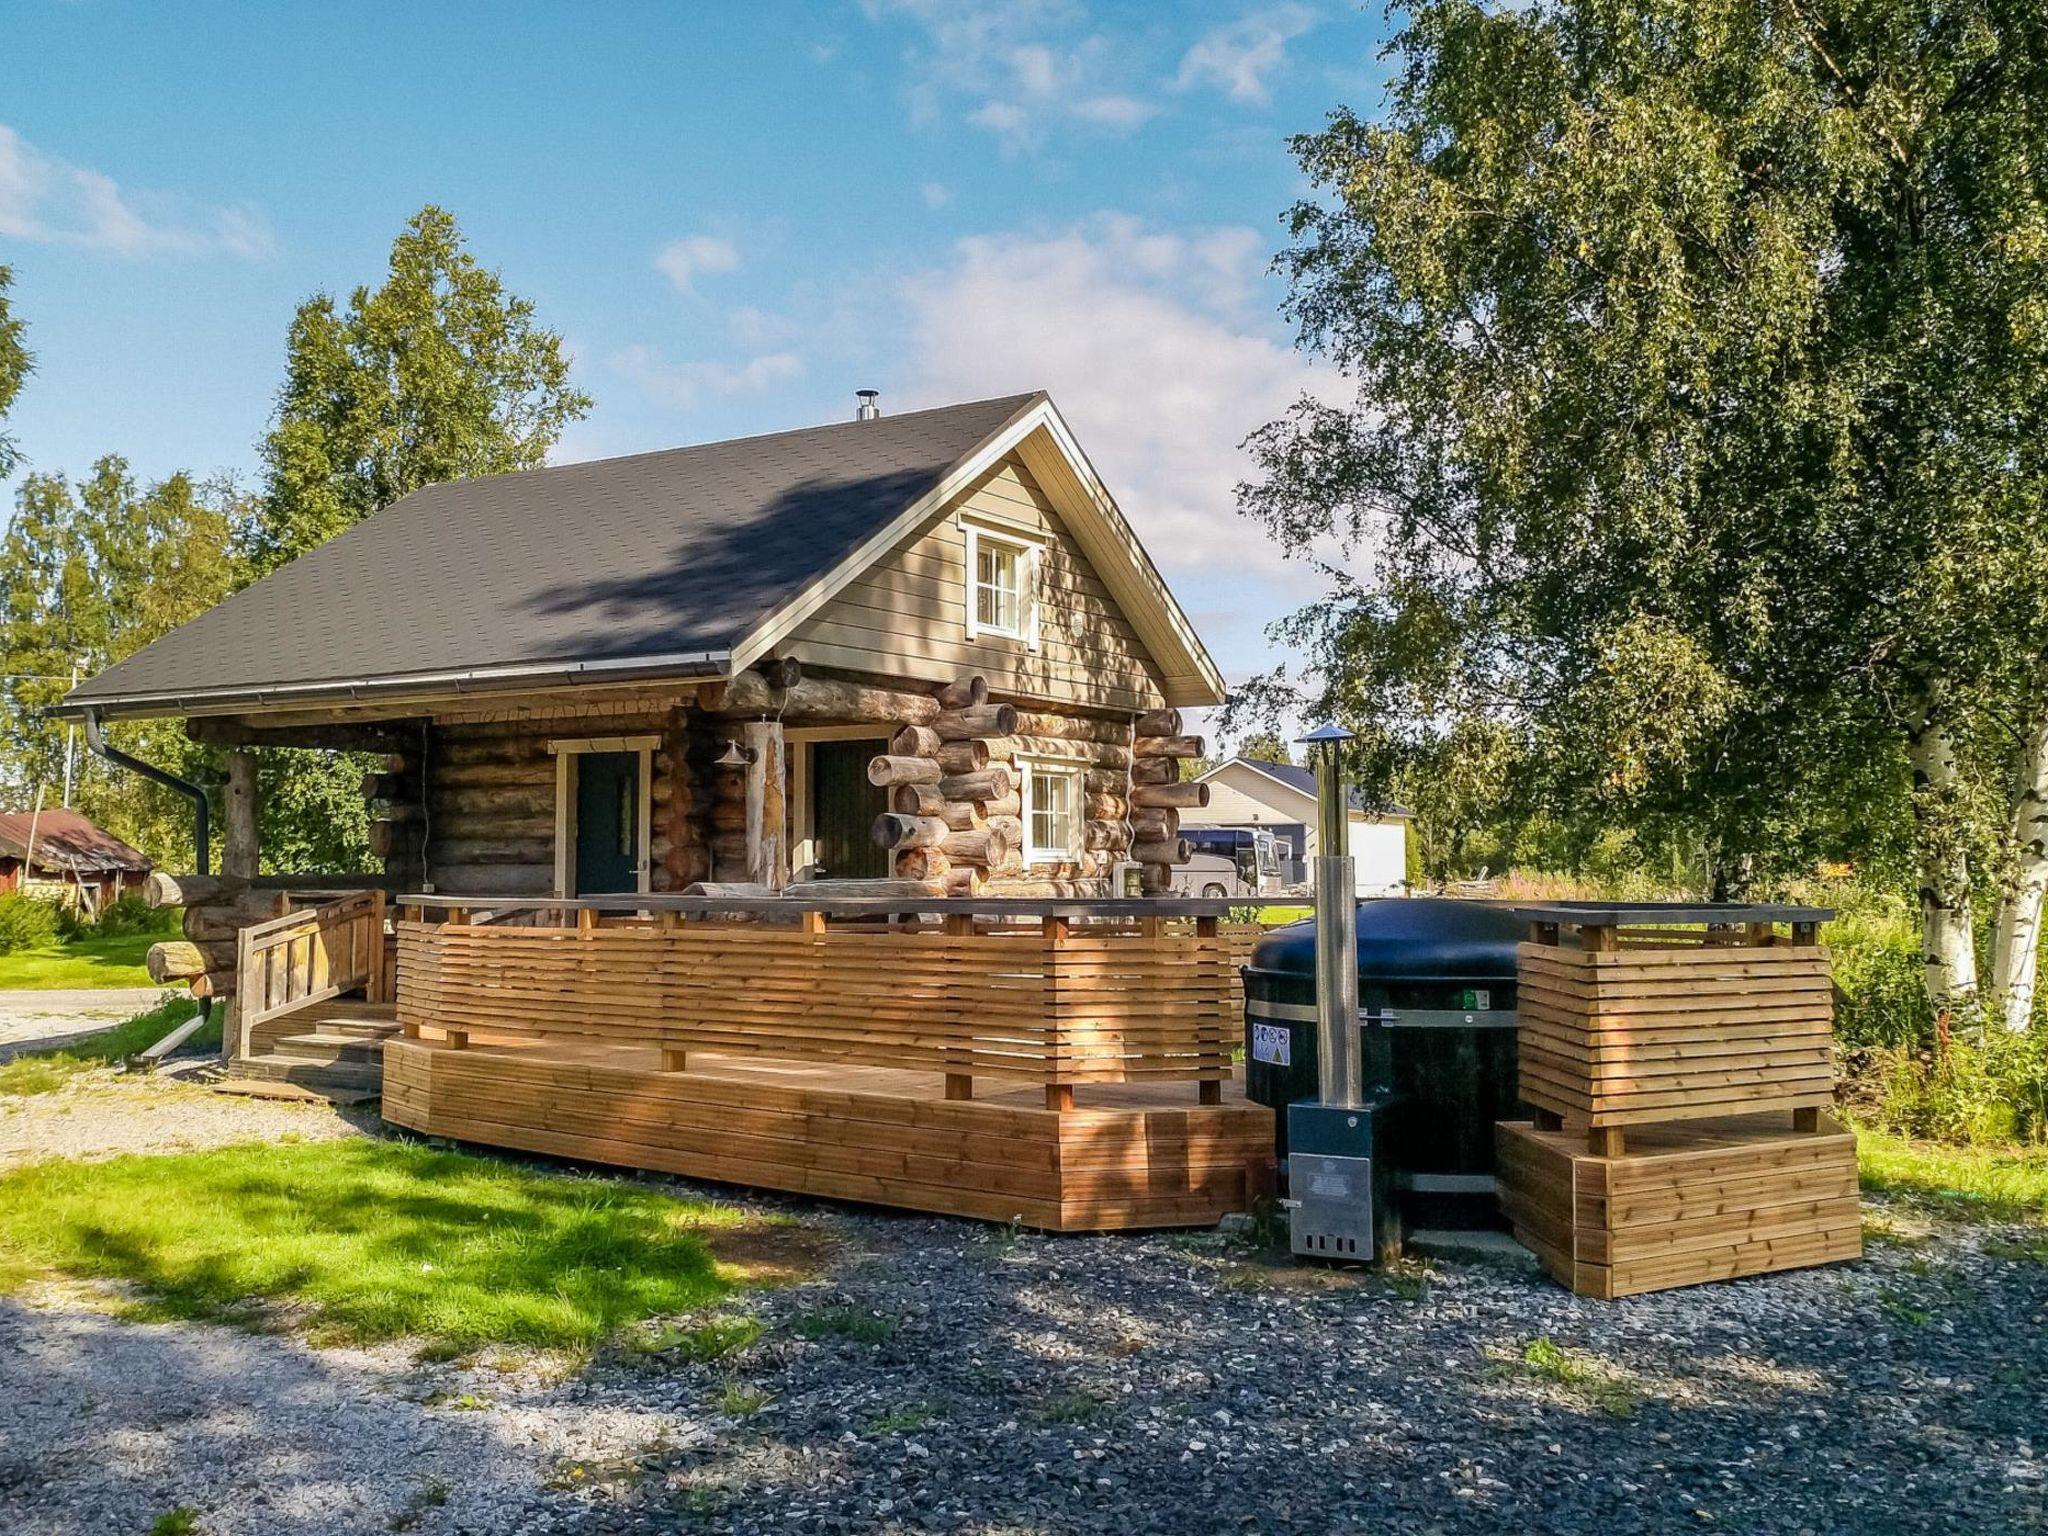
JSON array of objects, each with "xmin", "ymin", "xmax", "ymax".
[{"xmin": 1243, "ymin": 897, "xmax": 1525, "ymax": 1230}]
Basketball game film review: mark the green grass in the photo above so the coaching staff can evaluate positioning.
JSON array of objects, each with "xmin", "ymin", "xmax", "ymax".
[
  {"xmin": 149, "ymin": 1509, "xmax": 200, "ymax": 1536},
  {"xmin": 623, "ymin": 1314, "xmax": 762, "ymax": 1362},
  {"xmin": 1516, "ymin": 1337, "xmax": 1639, "ymax": 1418},
  {"xmin": 0, "ymin": 931, "xmax": 166, "ymax": 989},
  {"xmin": 0, "ymin": 994, "xmax": 211, "ymax": 1097},
  {"xmin": 0, "ymin": 1139, "xmax": 746, "ymax": 1351},
  {"xmin": 794, "ymin": 1306, "xmax": 894, "ymax": 1343},
  {"xmin": 1254, "ymin": 904, "xmax": 1312, "ymax": 926},
  {"xmin": 1857, "ymin": 1128, "xmax": 2048, "ymax": 1224}
]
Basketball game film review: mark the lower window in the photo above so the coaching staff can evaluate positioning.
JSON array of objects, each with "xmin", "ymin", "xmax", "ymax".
[{"xmin": 1023, "ymin": 760, "xmax": 1081, "ymax": 865}]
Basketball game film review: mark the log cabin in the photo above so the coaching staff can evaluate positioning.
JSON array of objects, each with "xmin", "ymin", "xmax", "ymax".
[
  {"xmin": 57, "ymin": 392, "xmax": 1271, "ymax": 1230},
  {"xmin": 66, "ymin": 391, "xmax": 1223, "ymax": 914}
]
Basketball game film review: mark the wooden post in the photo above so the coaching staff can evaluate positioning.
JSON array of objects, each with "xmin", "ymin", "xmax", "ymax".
[
  {"xmin": 1792, "ymin": 1106, "xmax": 1820, "ymax": 1132},
  {"xmin": 1197, "ymin": 913, "xmax": 1222, "ymax": 1106},
  {"xmin": 445, "ymin": 1028, "xmax": 469, "ymax": 1051},
  {"xmin": 743, "ymin": 719, "xmax": 788, "ymax": 891},
  {"xmin": 661, "ymin": 1045, "xmax": 688, "ymax": 1073},
  {"xmin": 368, "ymin": 889, "xmax": 389, "ymax": 1003},
  {"xmin": 945, "ymin": 912, "xmax": 974, "ymax": 1101},
  {"xmin": 799, "ymin": 909, "xmax": 826, "ymax": 935},
  {"xmin": 1044, "ymin": 913, "xmax": 1072, "ymax": 1112},
  {"xmin": 1580, "ymin": 923, "xmax": 1616, "ymax": 954},
  {"xmin": 224, "ymin": 750, "xmax": 259, "ymax": 879},
  {"xmin": 1589, "ymin": 1125, "xmax": 1625, "ymax": 1157}
]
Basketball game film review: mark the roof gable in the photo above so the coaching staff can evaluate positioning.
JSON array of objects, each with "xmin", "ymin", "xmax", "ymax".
[{"xmin": 1196, "ymin": 757, "xmax": 1411, "ymax": 818}]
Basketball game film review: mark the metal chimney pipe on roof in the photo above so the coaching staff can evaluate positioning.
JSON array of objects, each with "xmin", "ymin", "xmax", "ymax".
[{"xmin": 855, "ymin": 389, "xmax": 881, "ymax": 421}]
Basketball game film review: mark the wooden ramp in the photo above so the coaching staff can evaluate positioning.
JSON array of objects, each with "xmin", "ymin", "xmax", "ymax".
[{"xmin": 383, "ymin": 1035, "xmax": 1273, "ymax": 1231}]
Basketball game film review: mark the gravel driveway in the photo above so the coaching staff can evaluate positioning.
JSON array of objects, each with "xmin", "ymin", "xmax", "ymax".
[
  {"xmin": 0, "ymin": 1081, "xmax": 2042, "ymax": 1535},
  {"xmin": 0, "ymin": 986, "xmax": 173, "ymax": 1055}
]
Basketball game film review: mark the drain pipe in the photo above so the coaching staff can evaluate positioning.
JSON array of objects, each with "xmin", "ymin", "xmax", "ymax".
[{"xmin": 83, "ymin": 709, "xmax": 211, "ymax": 875}]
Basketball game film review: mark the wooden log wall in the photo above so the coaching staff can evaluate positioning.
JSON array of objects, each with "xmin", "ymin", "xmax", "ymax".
[
  {"xmin": 863, "ymin": 676, "xmax": 1206, "ymax": 899},
  {"xmin": 1129, "ymin": 709, "xmax": 1200, "ymax": 895},
  {"xmin": 142, "ymin": 870, "xmax": 286, "ymax": 1001}
]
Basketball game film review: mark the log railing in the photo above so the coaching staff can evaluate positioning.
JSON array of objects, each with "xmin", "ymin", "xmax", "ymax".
[
  {"xmin": 236, "ymin": 889, "xmax": 389, "ymax": 1056},
  {"xmin": 394, "ymin": 897, "xmax": 1240, "ymax": 1108}
]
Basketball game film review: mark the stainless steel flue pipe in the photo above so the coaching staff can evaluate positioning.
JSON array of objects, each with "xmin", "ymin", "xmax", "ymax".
[{"xmin": 1300, "ymin": 724, "xmax": 1360, "ymax": 1109}]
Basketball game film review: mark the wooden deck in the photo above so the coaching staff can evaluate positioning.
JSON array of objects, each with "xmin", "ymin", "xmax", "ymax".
[
  {"xmin": 379, "ymin": 899, "xmax": 1273, "ymax": 1231},
  {"xmin": 383, "ymin": 1031, "xmax": 1271, "ymax": 1230}
]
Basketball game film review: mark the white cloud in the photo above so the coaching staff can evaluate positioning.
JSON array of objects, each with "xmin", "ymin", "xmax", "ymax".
[
  {"xmin": 611, "ymin": 344, "xmax": 803, "ymax": 411},
  {"xmin": 860, "ymin": 0, "xmax": 1156, "ymax": 152},
  {"xmin": 1174, "ymin": 5, "xmax": 1318, "ymax": 104},
  {"xmin": 919, "ymin": 181, "xmax": 953, "ymax": 209},
  {"xmin": 653, "ymin": 234, "xmax": 741, "ymax": 296},
  {"xmin": 897, "ymin": 215, "xmax": 1342, "ymax": 580},
  {"xmin": 0, "ymin": 123, "xmax": 274, "ymax": 259}
]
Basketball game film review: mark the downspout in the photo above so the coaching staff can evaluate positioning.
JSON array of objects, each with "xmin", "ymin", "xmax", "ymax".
[{"xmin": 83, "ymin": 709, "xmax": 211, "ymax": 875}]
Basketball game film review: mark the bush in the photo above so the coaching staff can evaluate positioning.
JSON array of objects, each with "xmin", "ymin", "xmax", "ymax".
[
  {"xmin": 1870, "ymin": 1029, "xmax": 2048, "ymax": 1146},
  {"xmin": 0, "ymin": 893, "xmax": 62, "ymax": 955},
  {"xmin": 90, "ymin": 893, "xmax": 176, "ymax": 938},
  {"xmin": 1820, "ymin": 886, "xmax": 1933, "ymax": 1048}
]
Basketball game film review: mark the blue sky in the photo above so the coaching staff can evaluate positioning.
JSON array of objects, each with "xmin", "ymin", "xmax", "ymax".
[{"xmin": 4, "ymin": 1, "xmax": 1393, "ymax": 725}]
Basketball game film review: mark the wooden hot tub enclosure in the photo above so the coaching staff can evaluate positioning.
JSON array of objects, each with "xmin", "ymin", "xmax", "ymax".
[
  {"xmin": 1496, "ymin": 904, "xmax": 1861, "ymax": 1299},
  {"xmin": 383, "ymin": 895, "xmax": 1271, "ymax": 1230}
]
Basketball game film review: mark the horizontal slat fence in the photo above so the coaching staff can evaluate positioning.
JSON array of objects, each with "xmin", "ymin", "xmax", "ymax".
[
  {"xmin": 397, "ymin": 912, "xmax": 1236, "ymax": 1090},
  {"xmin": 1514, "ymin": 940, "xmax": 1834, "ymax": 1128}
]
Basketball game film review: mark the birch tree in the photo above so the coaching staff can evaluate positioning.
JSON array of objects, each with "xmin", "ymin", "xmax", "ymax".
[
  {"xmin": 1241, "ymin": 0, "xmax": 2048, "ymax": 1016},
  {"xmin": 0, "ymin": 267, "xmax": 27, "ymax": 479}
]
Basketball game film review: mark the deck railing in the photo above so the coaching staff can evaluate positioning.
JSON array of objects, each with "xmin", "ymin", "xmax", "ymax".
[
  {"xmin": 236, "ymin": 889, "xmax": 389, "ymax": 1056},
  {"xmin": 394, "ymin": 896, "xmax": 1247, "ymax": 1107}
]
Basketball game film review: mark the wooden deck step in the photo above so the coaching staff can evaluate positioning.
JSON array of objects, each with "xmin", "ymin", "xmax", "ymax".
[
  {"xmin": 270, "ymin": 1032, "xmax": 389, "ymax": 1068},
  {"xmin": 225, "ymin": 1053, "xmax": 384, "ymax": 1099}
]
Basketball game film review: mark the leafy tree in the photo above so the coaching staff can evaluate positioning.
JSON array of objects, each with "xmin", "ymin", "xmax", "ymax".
[
  {"xmin": 1233, "ymin": 731, "xmax": 1296, "ymax": 767},
  {"xmin": 249, "ymin": 204, "xmax": 592, "ymax": 572},
  {"xmin": 1240, "ymin": 0, "xmax": 2048, "ymax": 1020},
  {"xmin": 0, "ymin": 459, "xmax": 244, "ymax": 867},
  {"xmin": 242, "ymin": 205, "xmax": 591, "ymax": 869},
  {"xmin": 0, "ymin": 267, "xmax": 28, "ymax": 479}
]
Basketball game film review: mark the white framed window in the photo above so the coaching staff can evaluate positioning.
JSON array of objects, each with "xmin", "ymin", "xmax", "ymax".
[
  {"xmin": 963, "ymin": 522, "xmax": 1040, "ymax": 646},
  {"xmin": 1021, "ymin": 759, "xmax": 1081, "ymax": 865}
]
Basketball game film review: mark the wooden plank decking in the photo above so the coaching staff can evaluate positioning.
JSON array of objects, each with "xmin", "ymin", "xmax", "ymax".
[{"xmin": 383, "ymin": 1033, "xmax": 1272, "ymax": 1231}]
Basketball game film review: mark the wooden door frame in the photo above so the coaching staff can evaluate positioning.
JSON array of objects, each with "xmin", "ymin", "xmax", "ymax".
[
  {"xmin": 548, "ymin": 735, "xmax": 658, "ymax": 898},
  {"xmin": 787, "ymin": 725, "xmax": 891, "ymax": 881}
]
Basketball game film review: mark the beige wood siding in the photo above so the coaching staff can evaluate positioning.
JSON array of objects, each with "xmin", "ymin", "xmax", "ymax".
[{"xmin": 785, "ymin": 456, "xmax": 1167, "ymax": 713}]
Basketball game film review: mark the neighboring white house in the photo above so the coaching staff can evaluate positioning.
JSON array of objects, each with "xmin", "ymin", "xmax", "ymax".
[{"xmin": 1181, "ymin": 757, "xmax": 1411, "ymax": 898}]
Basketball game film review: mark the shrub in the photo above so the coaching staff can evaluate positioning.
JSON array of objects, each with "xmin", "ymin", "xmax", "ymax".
[
  {"xmin": 1821, "ymin": 887, "xmax": 1933, "ymax": 1048},
  {"xmin": 0, "ymin": 893, "xmax": 62, "ymax": 955},
  {"xmin": 90, "ymin": 892, "xmax": 176, "ymax": 938},
  {"xmin": 1870, "ymin": 1029, "xmax": 2048, "ymax": 1146}
]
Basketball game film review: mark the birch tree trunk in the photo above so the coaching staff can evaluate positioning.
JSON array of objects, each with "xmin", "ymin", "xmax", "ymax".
[
  {"xmin": 1990, "ymin": 689, "xmax": 2048, "ymax": 1033},
  {"xmin": 1906, "ymin": 694, "xmax": 1979, "ymax": 1010}
]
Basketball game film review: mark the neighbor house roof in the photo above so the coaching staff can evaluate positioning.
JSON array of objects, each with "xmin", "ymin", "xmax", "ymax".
[
  {"xmin": 64, "ymin": 392, "xmax": 1225, "ymax": 718},
  {"xmin": 1195, "ymin": 756, "xmax": 1412, "ymax": 818},
  {"xmin": 0, "ymin": 807, "xmax": 152, "ymax": 876}
]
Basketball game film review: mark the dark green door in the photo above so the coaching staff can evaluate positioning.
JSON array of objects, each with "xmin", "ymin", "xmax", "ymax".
[
  {"xmin": 811, "ymin": 739, "xmax": 889, "ymax": 880},
  {"xmin": 573, "ymin": 751, "xmax": 639, "ymax": 895}
]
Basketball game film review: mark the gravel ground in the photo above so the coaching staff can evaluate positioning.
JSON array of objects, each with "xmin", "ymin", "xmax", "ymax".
[
  {"xmin": 0, "ymin": 1082, "xmax": 2042, "ymax": 1535},
  {"xmin": 0, "ymin": 986, "xmax": 175, "ymax": 1055},
  {"xmin": 0, "ymin": 1070, "xmax": 371, "ymax": 1169}
]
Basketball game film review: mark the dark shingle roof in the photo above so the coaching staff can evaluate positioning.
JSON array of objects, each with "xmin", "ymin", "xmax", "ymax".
[{"xmin": 68, "ymin": 393, "xmax": 1043, "ymax": 712}]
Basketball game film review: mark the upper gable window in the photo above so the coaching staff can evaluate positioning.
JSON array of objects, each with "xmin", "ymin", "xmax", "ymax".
[{"xmin": 964, "ymin": 523, "xmax": 1039, "ymax": 647}]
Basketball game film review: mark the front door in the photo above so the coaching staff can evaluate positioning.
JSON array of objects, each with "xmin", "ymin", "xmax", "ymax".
[
  {"xmin": 572, "ymin": 751, "xmax": 640, "ymax": 895},
  {"xmin": 810, "ymin": 739, "xmax": 889, "ymax": 880}
]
